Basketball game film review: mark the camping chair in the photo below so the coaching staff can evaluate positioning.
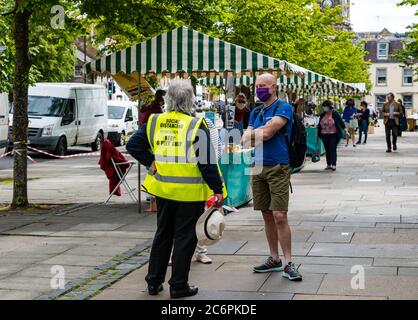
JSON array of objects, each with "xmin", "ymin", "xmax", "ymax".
[{"xmin": 104, "ymin": 157, "xmax": 138, "ymax": 205}]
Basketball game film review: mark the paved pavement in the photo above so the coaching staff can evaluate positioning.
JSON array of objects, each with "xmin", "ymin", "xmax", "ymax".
[
  {"xmin": 0, "ymin": 146, "xmax": 146, "ymax": 204},
  {"xmin": 0, "ymin": 125, "xmax": 418, "ymax": 300}
]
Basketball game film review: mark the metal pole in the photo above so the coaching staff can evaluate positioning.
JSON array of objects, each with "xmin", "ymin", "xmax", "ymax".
[
  {"xmin": 84, "ymin": 33, "xmax": 87, "ymax": 84},
  {"xmin": 137, "ymin": 74, "xmax": 142, "ymax": 214}
]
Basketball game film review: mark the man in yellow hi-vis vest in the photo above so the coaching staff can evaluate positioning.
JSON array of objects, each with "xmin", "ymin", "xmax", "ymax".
[{"xmin": 127, "ymin": 79, "xmax": 227, "ymax": 299}]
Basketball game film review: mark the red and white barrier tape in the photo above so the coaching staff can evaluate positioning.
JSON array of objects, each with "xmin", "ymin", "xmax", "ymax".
[
  {"xmin": 0, "ymin": 150, "xmax": 13, "ymax": 159},
  {"xmin": 1, "ymin": 146, "xmax": 129, "ymax": 160},
  {"xmin": 27, "ymin": 146, "xmax": 100, "ymax": 159}
]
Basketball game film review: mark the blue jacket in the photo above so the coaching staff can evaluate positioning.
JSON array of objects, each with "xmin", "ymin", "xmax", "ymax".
[{"xmin": 343, "ymin": 107, "xmax": 358, "ymax": 122}]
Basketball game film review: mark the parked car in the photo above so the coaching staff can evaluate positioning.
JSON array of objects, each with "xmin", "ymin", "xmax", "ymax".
[
  {"xmin": 8, "ymin": 83, "xmax": 108, "ymax": 156},
  {"xmin": 107, "ymin": 100, "xmax": 138, "ymax": 146},
  {"xmin": 0, "ymin": 93, "xmax": 8, "ymax": 156}
]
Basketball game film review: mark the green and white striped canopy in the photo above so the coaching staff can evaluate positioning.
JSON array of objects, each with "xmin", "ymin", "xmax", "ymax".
[{"xmin": 86, "ymin": 26, "xmax": 293, "ymax": 77}]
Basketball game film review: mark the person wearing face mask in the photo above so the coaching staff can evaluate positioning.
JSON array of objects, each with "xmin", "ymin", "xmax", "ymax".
[
  {"xmin": 139, "ymin": 89, "xmax": 166, "ymax": 128},
  {"xmin": 241, "ymin": 73, "xmax": 302, "ymax": 282},
  {"xmin": 234, "ymin": 93, "xmax": 249, "ymax": 135},
  {"xmin": 317, "ymin": 100, "xmax": 347, "ymax": 171},
  {"xmin": 342, "ymin": 99, "xmax": 358, "ymax": 148}
]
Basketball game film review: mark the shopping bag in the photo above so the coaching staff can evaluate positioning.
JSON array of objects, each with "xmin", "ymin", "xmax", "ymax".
[{"xmin": 349, "ymin": 119, "xmax": 358, "ymax": 129}]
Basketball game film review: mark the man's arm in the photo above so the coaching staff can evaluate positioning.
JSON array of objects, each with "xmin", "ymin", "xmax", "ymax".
[
  {"xmin": 126, "ymin": 125, "xmax": 155, "ymax": 167},
  {"xmin": 254, "ymin": 116, "xmax": 288, "ymax": 141}
]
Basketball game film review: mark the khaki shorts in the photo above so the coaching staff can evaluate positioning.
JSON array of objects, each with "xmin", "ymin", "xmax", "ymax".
[{"xmin": 252, "ymin": 164, "xmax": 291, "ymax": 212}]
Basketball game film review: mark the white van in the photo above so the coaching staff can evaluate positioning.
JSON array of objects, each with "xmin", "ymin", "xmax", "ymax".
[
  {"xmin": 9, "ymin": 83, "xmax": 108, "ymax": 155},
  {"xmin": 0, "ymin": 93, "xmax": 8, "ymax": 156},
  {"xmin": 107, "ymin": 100, "xmax": 138, "ymax": 146}
]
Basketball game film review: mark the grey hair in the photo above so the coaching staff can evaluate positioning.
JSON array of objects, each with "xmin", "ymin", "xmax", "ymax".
[{"xmin": 165, "ymin": 79, "xmax": 195, "ymax": 115}]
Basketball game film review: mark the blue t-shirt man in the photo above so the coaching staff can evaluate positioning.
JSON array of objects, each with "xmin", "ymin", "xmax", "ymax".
[{"xmin": 248, "ymin": 99, "xmax": 293, "ymax": 166}]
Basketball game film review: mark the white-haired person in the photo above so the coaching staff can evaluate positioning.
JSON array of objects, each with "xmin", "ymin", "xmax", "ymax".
[{"xmin": 126, "ymin": 79, "xmax": 227, "ymax": 299}]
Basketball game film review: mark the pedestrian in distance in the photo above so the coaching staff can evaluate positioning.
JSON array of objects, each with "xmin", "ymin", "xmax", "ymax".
[
  {"xmin": 241, "ymin": 73, "xmax": 302, "ymax": 281},
  {"xmin": 397, "ymin": 98, "xmax": 407, "ymax": 137},
  {"xmin": 342, "ymin": 99, "xmax": 358, "ymax": 148},
  {"xmin": 126, "ymin": 79, "xmax": 228, "ymax": 299},
  {"xmin": 356, "ymin": 101, "xmax": 370, "ymax": 145},
  {"xmin": 317, "ymin": 100, "xmax": 348, "ymax": 171},
  {"xmin": 382, "ymin": 93, "xmax": 402, "ymax": 153}
]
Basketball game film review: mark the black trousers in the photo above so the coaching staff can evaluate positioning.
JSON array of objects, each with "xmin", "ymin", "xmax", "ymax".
[
  {"xmin": 145, "ymin": 197, "xmax": 205, "ymax": 290},
  {"xmin": 358, "ymin": 119, "xmax": 368, "ymax": 143},
  {"xmin": 321, "ymin": 133, "xmax": 339, "ymax": 166},
  {"xmin": 385, "ymin": 119, "xmax": 398, "ymax": 150}
]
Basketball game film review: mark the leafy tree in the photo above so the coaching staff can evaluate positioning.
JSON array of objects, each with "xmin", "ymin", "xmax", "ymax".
[
  {"xmin": 213, "ymin": 0, "xmax": 371, "ymax": 88},
  {"xmin": 396, "ymin": 0, "xmax": 418, "ymax": 77},
  {"xmin": 0, "ymin": 0, "xmax": 225, "ymax": 208}
]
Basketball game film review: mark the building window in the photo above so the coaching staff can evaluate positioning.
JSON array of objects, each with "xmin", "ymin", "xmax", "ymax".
[
  {"xmin": 403, "ymin": 68, "xmax": 413, "ymax": 85},
  {"xmin": 74, "ymin": 66, "xmax": 83, "ymax": 78},
  {"xmin": 378, "ymin": 42, "xmax": 389, "ymax": 59},
  {"xmin": 376, "ymin": 68, "xmax": 387, "ymax": 85},
  {"xmin": 403, "ymin": 95, "xmax": 413, "ymax": 109},
  {"xmin": 376, "ymin": 95, "xmax": 386, "ymax": 112}
]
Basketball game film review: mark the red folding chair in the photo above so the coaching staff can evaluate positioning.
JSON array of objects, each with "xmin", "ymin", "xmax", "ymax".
[{"xmin": 99, "ymin": 139, "xmax": 138, "ymax": 205}]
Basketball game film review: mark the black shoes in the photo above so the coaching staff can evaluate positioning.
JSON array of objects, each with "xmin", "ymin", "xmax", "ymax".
[
  {"xmin": 393, "ymin": 144, "xmax": 397, "ymax": 151},
  {"xmin": 148, "ymin": 284, "xmax": 164, "ymax": 295},
  {"xmin": 386, "ymin": 149, "xmax": 392, "ymax": 153},
  {"xmin": 170, "ymin": 285, "xmax": 199, "ymax": 299}
]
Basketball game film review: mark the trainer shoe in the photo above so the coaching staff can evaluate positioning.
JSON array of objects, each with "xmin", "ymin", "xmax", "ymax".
[
  {"xmin": 196, "ymin": 253, "xmax": 212, "ymax": 264},
  {"xmin": 282, "ymin": 262, "xmax": 303, "ymax": 281},
  {"xmin": 253, "ymin": 256, "xmax": 284, "ymax": 273}
]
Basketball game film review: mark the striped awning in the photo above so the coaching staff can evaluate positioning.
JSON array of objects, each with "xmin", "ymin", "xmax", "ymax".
[{"xmin": 86, "ymin": 26, "xmax": 293, "ymax": 78}]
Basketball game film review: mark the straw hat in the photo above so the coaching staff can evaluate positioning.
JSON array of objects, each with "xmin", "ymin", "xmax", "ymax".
[{"xmin": 196, "ymin": 207, "xmax": 226, "ymax": 246}]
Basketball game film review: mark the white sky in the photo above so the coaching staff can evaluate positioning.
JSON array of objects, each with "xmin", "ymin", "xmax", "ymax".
[{"xmin": 351, "ymin": 0, "xmax": 417, "ymax": 33}]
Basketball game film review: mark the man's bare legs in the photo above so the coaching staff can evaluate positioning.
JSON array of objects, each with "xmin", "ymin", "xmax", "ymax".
[{"xmin": 262, "ymin": 210, "xmax": 292, "ymax": 263}]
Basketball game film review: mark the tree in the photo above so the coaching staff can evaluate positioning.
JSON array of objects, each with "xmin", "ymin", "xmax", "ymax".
[
  {"xmin": 212, "ymin": 0, "xmax": 371, "ymax": 88},
  {"xmin": 1, "ymin": 0, "xmax": 225, "ymax": 208},
  {"xmin": 396, "ymin": 0, "xmax": 418, "ymax": 77}
]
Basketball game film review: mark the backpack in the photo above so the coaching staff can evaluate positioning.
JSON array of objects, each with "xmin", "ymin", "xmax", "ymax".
[{"xmin": 252, "ymin": 100, "xmax": 307, "ymax": 170}]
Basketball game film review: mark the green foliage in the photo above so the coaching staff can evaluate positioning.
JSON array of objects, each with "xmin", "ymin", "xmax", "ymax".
[
  {"xmin": 0, "ymin": 0, "xmax": 79, "ymax": 92},
  {"xmin": 212, "ymin": 0, "xmax": 371, "ymax": 88},
  {"xmin": 396, "ymin": 0, "xmax": 418, "ymax": 77}
]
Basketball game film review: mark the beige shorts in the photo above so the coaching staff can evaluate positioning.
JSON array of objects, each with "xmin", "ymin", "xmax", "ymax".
[{"xmin": 252, "ymin": 164, "xmax": 291, "ymax": 212}]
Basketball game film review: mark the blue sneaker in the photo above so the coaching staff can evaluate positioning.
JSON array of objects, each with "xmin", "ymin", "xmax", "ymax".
[
  {"xmin": 253, "ymin": 256, "xmax": 284, "ymax": 273},
  {"xmin": 282, "ymin": 262, "xmax": 303, "ymax": 281}
]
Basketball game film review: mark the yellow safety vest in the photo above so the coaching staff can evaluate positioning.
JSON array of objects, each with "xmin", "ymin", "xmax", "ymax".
[{"xmin": 141, "ymin": 111, "xmax": 228, "ymax": 202}]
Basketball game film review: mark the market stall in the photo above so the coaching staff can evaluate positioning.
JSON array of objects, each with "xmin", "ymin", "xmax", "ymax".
[{"xmin": 86, "ymin": 26, "xmax": 303, "ymax": 209}]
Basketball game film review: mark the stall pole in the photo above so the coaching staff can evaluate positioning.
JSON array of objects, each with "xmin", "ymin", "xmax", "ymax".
[{"xmin": 137, "ymin": 74, "xmax": 142, "ymax": 214}]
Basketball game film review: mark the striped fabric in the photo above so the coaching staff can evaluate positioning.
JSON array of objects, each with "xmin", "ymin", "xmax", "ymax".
[
  {"xmin": 86, "ymin": 26, "xmax": 286, "ymax": 77},
  {"xmin": 85, "ymin": 26, "xmax": 366, "ymax": 96}
]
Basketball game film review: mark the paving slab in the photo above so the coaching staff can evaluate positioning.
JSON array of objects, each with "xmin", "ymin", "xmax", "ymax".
[
  {"xmin": 334, "ymin": 214, "xmax": 400, "ymax": 223},
  {"xmin": 323, "ymin": 226, "xmax": 394, "ymax": 234},
  {"xmin": 0, "ymin": 289, "xmax": 43, "ymax": 300},
  {"xmin": 307, "ymin": 231, "xmax": 353, "ymax": 243},
  {"xmin": 317, "ymin": 274, "xmax": 418, "ymax": 300},
  {"xmin": 235, "ymin": 240, "xmax": 314, "ymax": 256},
  {"xmin": 398, "ymin": 267, "xmax": 418, "ymax": 276},
  {"xmin": 39, "ymin": 254, "xmax": 109, "ymax": 267},
  {"xmin": 351, "ymin": 233, "xmax": 418, "ymax": 244},
  {"xmin": 206, "ymin": 240, "xmax": 247, "ymax": 255},
  {"xmin": 309, "ymin": 243, "xmax": 418, "ymax": 258},
  {"xmin": 298, "ymin": 264, "xmax": 396, "ymax": 276},
  {"xmin": 259, "ymin": 273, "xmax": 324, "ymax": 294},
  {"xmin": 373, "ymin": 258, "xmax": 418, "ymax": 268}
]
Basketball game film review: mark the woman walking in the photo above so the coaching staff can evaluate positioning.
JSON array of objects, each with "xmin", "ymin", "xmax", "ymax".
[
  {"xmin": 356, "ymin": 101, "xmax": 370, "ymax": 144},
  {"xmin": 318, "ymin": 100, "xmax": 348, "ymax": 171},
  {"xmin": 342, "ymin": 99, "xmax": 358, "ymax": 147}
]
